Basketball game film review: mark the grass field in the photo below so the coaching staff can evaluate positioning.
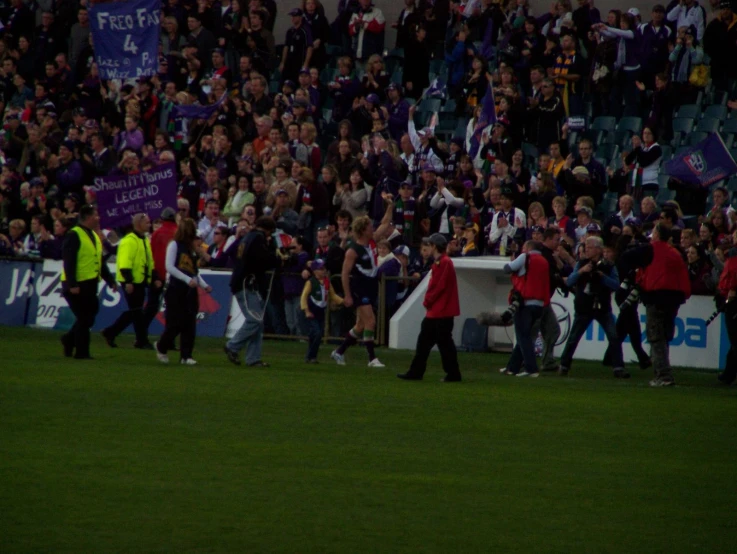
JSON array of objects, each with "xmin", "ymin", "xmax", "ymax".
[{"xmin": 1, "ymin": 326, "xmax": 735, "ymax": 553}]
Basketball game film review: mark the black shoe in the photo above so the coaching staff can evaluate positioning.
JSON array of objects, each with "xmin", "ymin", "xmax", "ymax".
[
  {"xmin": 557, "ymin": 366, "xmax": 569, "ymax": 376},
  {"xmin": 397, "ymin": 372, "xmax": 422, "ymax": 381},
  {"xmin": 441, "ymin": 374, "xmax": 462, "ymax": 382},
  {"xmin": 639, "ymin": 357, "xmax": 652, "ymax": 370},
  {"xmin": 101, "ymin": 329, "xmax": 118, "ymax": 348},
  {"xmin": 134, "ymin": 342, "xmax": 154, "ymax": 350},
  {"xmin": 61, "ymin": 335, "xmax": 73, "ymax": 358},
  {"xmin": 223, "ymin": 346, "xmax": 241, "ymax": 365},
  {"xmin": 247, "ymin": 361, "xmax": 270, "ymax": 368},
  {"xmin": 613, "ymin": 368, "xmax": 631, "ymax": 379},
  {"xmin": 305, "ymin": 359, "xmax": 319, "ymax": 364}
]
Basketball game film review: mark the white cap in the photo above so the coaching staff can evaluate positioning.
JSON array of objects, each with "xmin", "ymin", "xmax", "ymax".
[{"xmin": 628, "ymin": 7, "xmax": 640, "ymax": 17}]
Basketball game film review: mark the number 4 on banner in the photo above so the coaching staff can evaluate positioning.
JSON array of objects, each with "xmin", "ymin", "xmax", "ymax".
[{"xmin": 123, "ymin": 35, "xmax": 139, "ymax": 55}]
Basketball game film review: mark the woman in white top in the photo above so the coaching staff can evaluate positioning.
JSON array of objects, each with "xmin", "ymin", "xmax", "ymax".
[
  {"xmin": 623, "ymin": 127, "xmax": 662, "ymax": 197},
  {"xmin": 155, "ymin": 218, "xmax": 211, "ymax": 366},
  {"xmin": 430, "ymin": 178, "xmax": 467, "ymax": 234}
]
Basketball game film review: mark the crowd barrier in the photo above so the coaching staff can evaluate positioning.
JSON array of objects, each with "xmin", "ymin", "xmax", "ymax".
[{"xmin": 0, "ymin": 258, "xmax": 727, "ymax": 370}]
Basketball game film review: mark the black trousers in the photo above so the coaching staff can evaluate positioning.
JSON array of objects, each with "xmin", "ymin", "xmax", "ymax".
[
  {"xmin": 408, "ymin": 317, "xmax": 460, "ymax": 379},
  {"xmin": 604, "ymin": 304, "xmax": 649, "ymax": 365},
  {"xmin": 107, "ymin": 283, "xmax": 149, "ymax": 344},
  {"xmin": 143, "ymin": 282, "xmax": 163, "ymax": 329},
  {"xmin": 62, "ymin": 280, "xmax": 100, "ymax": 358},
  {"xmin": 720, "ymin": 304, "xmax": 737, "ymax": 384},
  {"xmin": 158, "ymin": 287, "xmax": 198, "ymax": 360}
]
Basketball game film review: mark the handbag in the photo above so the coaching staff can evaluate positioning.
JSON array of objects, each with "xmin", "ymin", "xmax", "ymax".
[{"xmin": 688, "ymin": 64, "xmax": 710, "ymax": 88}]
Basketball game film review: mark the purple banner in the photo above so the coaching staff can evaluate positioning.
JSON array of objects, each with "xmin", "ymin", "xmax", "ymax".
[
  {"xmin": 664, "ymin": 133, "xmax": 737, "ymax": 188},
  {"xmin": 94, "ymin": 163, "xmax": 178, "ymax": 228}
]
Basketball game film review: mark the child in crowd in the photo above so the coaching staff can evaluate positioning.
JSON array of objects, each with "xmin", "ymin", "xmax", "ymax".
[{"xmin": 301, "ymin": 259, "xmax": 343, "ymax": 363}]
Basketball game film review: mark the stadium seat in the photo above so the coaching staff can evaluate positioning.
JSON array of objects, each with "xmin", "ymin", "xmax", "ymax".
[
  {"xmin": 722, "ymin": 118, "xmax": 737, "ymax": 135},
  {"xmin": 725, "ymin": 135, "xmax": 735, "ymax": 148},
  {"xmin": 660, "ymin": 145, "xmax": 672, "ymax": 160},
  {"xmin": 658, "ymin": 173, "xmax": 671, "ymax": 191},
  {"xmin": 390, "ymin": 68, "xmax": 403, "ymax": 85},
  {"xmin": 522, "ymin": 142, "xmax": 538, "ymax": 165},
  {"xmin": 731, "ymin": 147, "xmax": 737, "ymax": 161},
  {"xmin": 595, "ymin": 143, "xmax": 618, "ymax": 164},
  {"xmin": 616, "ymin": 116, "xmax": 642, "ymax": 135},
  {"xmin": 695, "ymin": 117, "xmax": 720, "ymax": 133},
  {"xmin": 591, "ymin": 116, "xmax": 616, "ymax": 133},
  {"xmin": 441, "ymin": 98, "xmax": 457, "ymax": 113},
  {"xmin": 326, "ymin": 44, "xmax": 344, "ymax": 57},
  {"xmin": 386, "ymin": 48, "xmax": 404, "ymax": 59},
  {"xmin": 726, "ymin": 176, "xmax": 737, "ymax": 193},
  {"xmin": 676, "ymin": 104, "xmax": 700, "ymax": 119},
  {"xmin": 687, "ymin": 132, "xmax": 709, "ymax": 146},
  {"xmin": 675, "ymin": 146, "xmax": 690, "ymax": 158},
  {"xmin": 703, "ymin": 105, "xmax": 728, "ymax": 122},
  {"xmin": 671, "ymin": 118, "xmax": 694, "ymax": 146},
  {"xmin": 418, "ymin": 97, "xmax": 441, "ymax": 114}
]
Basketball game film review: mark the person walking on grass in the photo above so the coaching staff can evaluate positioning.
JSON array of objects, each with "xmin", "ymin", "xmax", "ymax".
[
  {"xmin": 301, "ymin": 259, "xmax": 344, "ymax": 364},
  {"xmin": 61, "ymin": 204, "xmax": 117, "ymax": 359},
  {"xmin": 397, "ymin": 233, "xmax": 462, "ymax": 382},
  {"xmin": 155, "ymin": 218, "xmax": 212, "ymax": 366}
]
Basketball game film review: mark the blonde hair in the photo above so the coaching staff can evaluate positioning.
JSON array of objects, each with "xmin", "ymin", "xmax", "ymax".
[
  {"xmin": 301, "ymin": 122, "xmax": 317, "ymax": 143},
  {"xmin": 552, "ymin": 195, "xmax": 568, "ymax": 209},
  {"xmin": 528, "ymin": 201, "xmax": 545, "ymax": 221},
  {"xmin": 352, "ymin": 215, "xmax": 372, "ymax": 237}
]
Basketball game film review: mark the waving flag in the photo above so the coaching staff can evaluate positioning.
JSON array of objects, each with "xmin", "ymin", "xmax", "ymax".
[
  {"xmin": 664, "ymin": 133, "xmax": 737, "ymax": 188},
  {"xmin": 172, "ymin": 94, "xmax": 227, "ymax": 120},
  {"xmin": 468, "ymin": 82, "xmax": 496, "ymax": 159}
]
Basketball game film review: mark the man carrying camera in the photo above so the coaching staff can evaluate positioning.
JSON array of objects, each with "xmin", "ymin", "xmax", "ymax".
[
  {"xmin": 558, "ymin": 236, "xmax": 629, "ymax": 378},
  {"xmin": 224, "ymin": 216, "xmax": 283, "ymax": 368},
  {"xmin": 500, "ymin": 240, "xmax": 550, "ymax": 378},
  {"xmin": 620, "ymin": 224, "xmax": 691, "ymax": 387}
]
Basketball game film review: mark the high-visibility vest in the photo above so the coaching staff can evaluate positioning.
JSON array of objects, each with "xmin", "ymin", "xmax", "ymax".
[
  {"xmin": 115, "ymin": 232, "xmax": 153, "ymax": 284},
  {"xmin": 61, "ymin": 226, "xmax": 103, "ymax": 282}
]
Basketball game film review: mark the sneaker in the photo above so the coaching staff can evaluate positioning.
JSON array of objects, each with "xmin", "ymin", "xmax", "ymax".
[
  {"xmin": 557, "ymin": 366, "xmax": 569, "ymax": 376},
  {"xmin": 368, "ymin": 358, "xmax": 385, "ymax": 368},
  {"xmin": 499, "ymin": 368, "xmax": 517, "ymax": 376},
  {"xmin": 517, "ymin": 371, "xmax": 539, "ymax": 378},
  {"xmin": 613, "ymin": 368, "xmax": 631, "ymax": 379},
  {"xmin": 154, "ymin": 341, "xmax": 169, "ymax": 364},
  {"xmin": 331, "ymin": 350, "xmax": 346, "ymax": 366},
  {"xmin": 180, "ymin": 358, "xmax": 198, "ymax": 365},
  {"xmin": 649, "ymin": 377, "xmax": 675, "ymax": 387},
  {"xmin": 223, "ymin": 345, "xmax": 241, "ymax": 365},
  {"xmin": 101, "ymin": 329, "xmax": 118, "ymax": 348}
]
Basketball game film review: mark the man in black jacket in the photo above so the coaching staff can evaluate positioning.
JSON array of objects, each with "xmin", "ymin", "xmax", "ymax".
[{"xmin": 224, "ymin": 216, "xmax": 281, "ymax": 367}]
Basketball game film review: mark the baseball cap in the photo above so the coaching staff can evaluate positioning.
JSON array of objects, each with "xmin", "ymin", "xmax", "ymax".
[
  {"xmin": 289, "ymin": 8, "xmax": 304, "ymax": 16},
  {"xmin": 393, "ymin": 245, "xmax": 410, "ymax": 257},
  {"xmin": 366, "ymin": 93, "xmax": 380, "ymax": 105},
  {"xmin": 421, "ymin": 163, "xmax": 437, "ymax": 173},
  {"xmin": 400, "ymin": 180, "xmax": 413, "ymax": 188},
  {"xmin": 462, "ymin": 180, "xmax": 474, "ymax": 189},
  {"xmin": 161, "ymin": 207, "xmax": 177, "ymax": 221},
  {"xmin": 586, "ymin": 222, "xmax": 602, "ymax": 233},
  {"xmin": 627, "ymin": 7, "xmax": 640, "ymax": 17},
  {"xmin": 417, "ymin": 127, "xmax": 434, "ymax": 138},
  {"xmin": 299, "ymin": 68, "xmax": 310, "ymax": 76},
  {"xmin": 72, "ymin": 107, "xmax": 86, "ymax": 117},
  {"xmin": 311, "ymin": 259, "xmax": 326, "ymax": 270},
  {"xmin": 422, "ymin": 233, "xmax": 448, "ymax": 248},
  {"xmin": 276, "ymin": 189, "xmax": 289, "ymax": 196},
  {"xmin": 719, "ymin": 0, "xmax": 731, "ymax": 8},
  {"xmin": 386, "ymin": 82, "xmax": 401, "ymax": 93},
  {"xmin": 500, "ymin": 187, "xmax": 515, "ymax": 199},
  {"xmin": 531, "ymin": 225, "xmax": 544, "ymax": 234},
  {"xmin": 60, "ymin": 140, "xmax": 75, "ymax": 152},
  {"xmin": 283, "ymin": 79, "xmax": 296, "ymax": 89},
  {"xmin": 576, "ymin": 206, "xmax": 593, "ymax": 217},
  {"xmin": 450, "ymin": 136, "xmax": 464, "ymax": 147},
  {"xmin": 572, "ymin": 165, "xmax": 590, "ymax": 177}
]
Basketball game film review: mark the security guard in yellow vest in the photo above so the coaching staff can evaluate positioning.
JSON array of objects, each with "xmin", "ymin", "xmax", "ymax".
[
  {"xmin": 61, "ymin": 205, "xmax": 117, "ymax": 359},
  {"xmin": 102, "ymin": 213, "xmax": 154, "ymax": 349}
]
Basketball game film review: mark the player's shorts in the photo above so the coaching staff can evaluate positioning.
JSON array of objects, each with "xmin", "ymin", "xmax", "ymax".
[{"xmin": 351, "ymin": 278, "xmax": 378, "ymax": 307}]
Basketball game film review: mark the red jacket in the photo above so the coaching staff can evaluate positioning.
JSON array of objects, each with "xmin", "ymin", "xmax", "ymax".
[
  {"xmin": 151, "ymin": 221, "xmax": 177, "ymax": 280},
  {"xmin": 718, "ymin": 255, "xmax": 737, "ymax": 297},
  {"xmin": 511, "ymin": 252, "xmax": 550, "ymax": 306},
  {"xmin": 423, "ymin": 254, "xmax": 460, "ymax": 318},
  {"xmin": 640, "ymin": 241, "xmax": 691, "ymax": 300}
]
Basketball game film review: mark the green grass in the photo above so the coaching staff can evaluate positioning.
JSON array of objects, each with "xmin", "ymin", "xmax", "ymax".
[{"xmin": 0, "ymin": 326, "xmax": 735, "ymax": 553}]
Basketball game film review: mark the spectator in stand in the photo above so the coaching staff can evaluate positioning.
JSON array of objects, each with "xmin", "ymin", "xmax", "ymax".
[
  {"xmin": 280, "ymin": 9, "xmax": 314, "ymax": 85},
  {"xmin": 303, "ymin": 0, "xmax": 331, "ymax": 72},
  {"xmin": 638, "ymin": 6, "xmax": 673, "ymax": 87},
  {"xmin": 593, "ymin": 14, "xmax": 641, "ymax": 118},
  {"xmin": 667, "ymin": 0, "xmax": 706, "ymax": 41},
  {"xmin": 706, "ymin": 186, "xmax": 730, "ymax": 220},
  {"xmin": 703, "ymin": 1, "xmax": 737, "ymax": 92},
  {"xmin": 488, "ymin": 187, "xmax": 527, "ymax": 256},
  {"xmin": 403, "ymin": 23, "xmax": 432, "ymax": 99},
  {"xmin": 604, "ymin": 195, "xmax": 637, "ymax": 244},
  {"xmin": 349, "ymin": 0, "xmax": 386, "ymax": 61},
  {"xmin": 198, "ymin": 199, "xmax": 227, "ymax": 244},
  {"xmin": 668, "ymin": 25, "xmax": 704, "ymax": 106},
  {"xmin": 529, "ymin": 77, "xmax": 566, "ymax": 152},
  {"xmin": 686, "ymin": 244, "xmax": 715, "ymax": 294},
  {"xmin": 551, "ymin": 31, "xmax": 586, "ymax": 116},
  {"xmin": 640, "ymin": 196, "xmax": 660, "ymax": 228},
  {"xmin": 333, "ymin": 166, "xmax": 369, "ymax": 219},
  {"xmin": 38, "ymin": 216, "xmax": 72, "ymax": 260},
  {"xmin": 573, "ymin": 0, "xmax": 601, "ymax": 55}
]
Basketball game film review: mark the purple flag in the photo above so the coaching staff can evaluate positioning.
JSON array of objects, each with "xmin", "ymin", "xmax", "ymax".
[
  {"xmin": 468, "ymin": 82, "xmax": 496, "ymax": 159},
  {"xmin": 94, "ymin": 163, "xmax": 178, "ymax": 228},
  {"xmin": 664, "ymin": 133, "xmax": 737, "ymax": 188},
  {"xmin": 172, "ymin": 94, "xmax": 226, "ymax": 120}
]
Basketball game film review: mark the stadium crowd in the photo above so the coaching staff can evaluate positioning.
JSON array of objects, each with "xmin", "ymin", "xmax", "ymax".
[{"xmin": 1, "ymin": 0, "xmax": 737, "ymax": 350}]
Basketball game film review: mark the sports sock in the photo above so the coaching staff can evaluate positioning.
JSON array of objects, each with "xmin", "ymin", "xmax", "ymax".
[
  {"xmin": 363, "ymin": 330, "xmax": 376, "ymax": 361},
  {"xmin": 336, "ymin": 328, "xmax": 360, "ymax": 355}
]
